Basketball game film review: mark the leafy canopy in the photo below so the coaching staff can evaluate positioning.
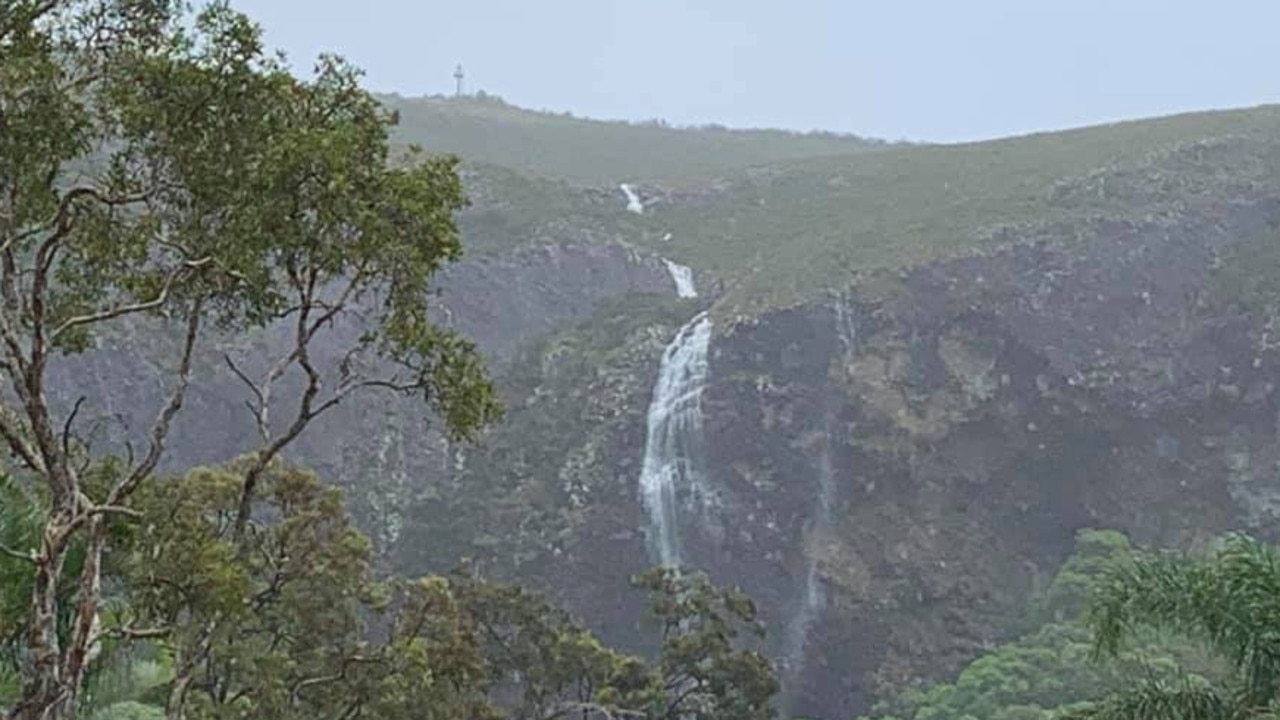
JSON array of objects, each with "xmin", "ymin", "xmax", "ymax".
[
  {"xmin": 1074, "ymin": 534, "xmax": 1280, "ymax": 720},
  {"xmin": 1, "ymin": 1, "xmax": 498, "ymax": 717}
]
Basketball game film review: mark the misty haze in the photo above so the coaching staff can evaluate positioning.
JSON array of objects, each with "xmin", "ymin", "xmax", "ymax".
[{"xmin": 3, "ymin": 3, "xmax": 1280, "ymax": 720}]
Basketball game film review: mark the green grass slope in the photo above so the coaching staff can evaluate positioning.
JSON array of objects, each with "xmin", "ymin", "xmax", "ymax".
[
  {"xmin": 452, "ymin": 161, "xmax": 653, "ymax": 256},
  {"xmin": 416, "ymin": 97, "xmax": 1280, "ymax": 320},
  {"xmin": 638, "ymin": 104, "xmax": 1280, "ymax": 316},
  {"xmin": 382, "ymin": 93, "xmax": 890, "ymax": 185}
]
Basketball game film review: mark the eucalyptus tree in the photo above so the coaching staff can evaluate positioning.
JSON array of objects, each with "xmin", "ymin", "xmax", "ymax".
[{"xmin": 0, "ymin": 2, "xmax": 498, "ymax": 717}]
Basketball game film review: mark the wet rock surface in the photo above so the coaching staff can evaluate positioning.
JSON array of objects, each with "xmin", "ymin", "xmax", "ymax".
[
  {"xmin": 446, "ymin": 195, "xmax": 1280, "ymax": 719},
  {"xmin": 34, "ymin": 179, "xmax": 1280, "ymax": 719}
]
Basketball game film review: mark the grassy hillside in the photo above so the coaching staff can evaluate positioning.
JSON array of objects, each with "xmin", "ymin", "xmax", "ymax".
[
  {"xmin": 426, "ymin": 98, "xmax": 1280, "ymax": 319},
  {"xmin": 453, "ymin": 161, "xmax": 654, "ymax": 256},
  {"xmin": 382, "ymin": 93, "xmax": 890, "ymax": 185},
  {"xmin": 638, "ymin": 104, "xmax": 1280, "ymax": 316}
]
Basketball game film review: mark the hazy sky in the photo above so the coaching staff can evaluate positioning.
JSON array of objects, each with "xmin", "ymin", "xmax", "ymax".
[{"xmin": 230, "ymin": 0, "xmax": 1279, "ymax": 143}]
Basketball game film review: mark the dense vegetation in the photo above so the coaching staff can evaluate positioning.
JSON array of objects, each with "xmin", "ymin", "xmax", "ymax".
[
  {"xmin": 861, "ymin": 529, "xmax": 1280, "ymax": 720},
  {"xmin": 859, "ymin": 531, "xmax": 1226, "ymax": 720},
  {"xmin": 0, "ymin": 3, "xmax": 771, "ymax": 719},
  {"xmin": 2, "ymin": 462, "xmax": 778, "ymax": 720}
]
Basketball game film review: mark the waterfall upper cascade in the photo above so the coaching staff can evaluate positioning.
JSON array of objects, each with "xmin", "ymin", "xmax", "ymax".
[
  {"xmin": 638, "ymin": 262, "xmax": 712, "ymax": 568},
  {"xmin": 663, "ymin": 259, "xmax": 698, "ymax": 299},
  {"xmin": 620, "ymin": 183, "xmax": 644, "ymax": 214}
]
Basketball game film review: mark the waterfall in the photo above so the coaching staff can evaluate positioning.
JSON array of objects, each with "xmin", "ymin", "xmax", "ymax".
[
  {"xmin": 638, "ymin": 310, "xmax": 713, "ymax": 568},
  {"xmin": 662, "ymin": 259, "xmax": 698, "ymax": 299},
  {"xmin": 783, "ymin": 296, "xmax": 855, "ymax": 698},
  {"xmin": 834, "ymin": 290, "xmax": 859, "ymax": 356},
  {"xmin": 620, "ymin": 183, "xmax": 644, "ymax": 214},
  {"xmin": 782, "ymin": 437, "xmax": 835, "ymax": 683}
]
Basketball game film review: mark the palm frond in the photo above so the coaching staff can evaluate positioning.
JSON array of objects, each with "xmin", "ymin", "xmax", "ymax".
[
  {"xmin": 1088, "ymin": 534, "xmax": 1280, "ymax": 706},
  {"xmin": 1060, "ymin": 678, "xmax": 1233, "ymax": 720}
]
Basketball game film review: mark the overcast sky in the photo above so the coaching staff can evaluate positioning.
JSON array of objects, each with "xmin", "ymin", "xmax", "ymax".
[{"xmin": 229, "ymin": 0, "xmax": 1279, "ymax": 143}]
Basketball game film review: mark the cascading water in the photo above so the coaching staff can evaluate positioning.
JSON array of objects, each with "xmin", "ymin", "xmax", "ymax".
[
  {"xmin": 834, "ymin": 290, "xmax": 859, "ymax": 356},
  {"xmin": 781, "ymin": 437, "xmax": 835, "ymax": 683},
  {"xmin": 638, "ymin": 262, "xmax": 710, "ymax": 568},
  {"xmin": 663, "ymin": 259, "xmax": 697, "ymax": 299},
  {"xmin": 783, "ymin": 295, "xmax": 855, "ymax": 695},
  {"xmin": 620, "ymin": 183, "xmax": 644, "ymax": 214}
]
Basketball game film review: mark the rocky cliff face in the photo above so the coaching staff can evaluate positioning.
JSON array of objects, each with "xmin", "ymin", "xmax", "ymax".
[
  {"xmin": 413, "ymin": 194, "xmax": 1280, "ymax": 719},
  {"xmin": 694, "ymin": 197, "xmax": 1280, "ymax": 717},
  {"xmin": 37, "ymin": 152, "xmax": 1280, "ymax": 719}
]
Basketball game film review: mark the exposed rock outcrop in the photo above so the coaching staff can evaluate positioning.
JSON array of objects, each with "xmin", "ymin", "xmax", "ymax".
[
  {"xmin": 33, "ymin": 148, "xmax": 1280, "ymax": 720},
  {"xmin": 423, "ymin": 195, "xmax": 1280, "ymax": 719}
]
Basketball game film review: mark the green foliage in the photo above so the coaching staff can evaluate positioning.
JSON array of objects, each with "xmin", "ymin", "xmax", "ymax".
[
  {"xmin": 87, "ymin": 701, "xmax": 165, "ymax": 720},
  {"xmin": 445, "ymin": 570, "xmax": 657, "ymax": 719},
  {"xmin": 860, "ymin": 530, "xmax": 1221, "ymax": 720},
  {"xmin": 1075, "ymin": 534, "xmax": 1280, "ymax": 720},
  {"xmin": 100, "ymin": 460, "xmax": 778, "ymax": 720},
  {"xmin": 118, "ymin": 462, "xmax": 465, "ymax": 720},
  {"xmin": 1037, "ymin": 530, "xmax": 1136, "ymax": 623},
  {"xmin": 82, "ymin": 655, "xmax": 170, "ymax": 713},
  {"xmin": 0, "ymin": 475, "xmax": 91, "ymax": 687},
  {"xmin": 3, "ymin": 2, "xmax": 501, "ymax": 714},
  {"xmin": 1061, "ymin": 680, "xmax": 1231, "ymax": 720},
  {"xmin": 0, "ymin": 664, "xmax": 14, "ymax": 709},
  {"xmin": 0, "ymin": 474, "xmax": 43, "ymax": 649},
  {"xmin": 633, "ymin": 568, "xmax": 778, "ymax": 720},
  {"xmin": 862, "ymin": 621, "xmax": 1216, "ymax": 720}
]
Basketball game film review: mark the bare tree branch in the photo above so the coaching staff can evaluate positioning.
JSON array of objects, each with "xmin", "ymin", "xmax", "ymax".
[
  {"xmin": 289, "ymin": 655, "xmax": 381, "ymax": 699},
  {"xmin": 60, "ymin": 396, "xmax": 86, "ymax": 460},
  {"xmin": 226, "ymin": 262, "xmax": 403, "ymax": 537},
  {"xmin": 0, "ymin": 542, "xmax": 34, "ymax": 563},
  {"xmin": 105, "ymin": 625, "xmax": 171, "ymax": 641},
  {"xmin": 223, "ymin": 353, "xmax": 269, "ymax": 444},
  {"xmin": 306, "ymin": 377, "xmax": 422, "ymax": 420},
  {"xmin": 245, "ymin": 263, "xmax": 369, "ymax": 436},
  {"xmin": 0, "ymin": 243, "xmax": 30, "ymax": 381},
  {"xmin": 6, "ymin": 186, "xmax": 154, "ymax": 257},
  {"xmin": 84, "ymin": 504, "xmax": 143, "ymax": 519},
  {"xmin": 110, "ymin": 298, "xmax": 204, "ymax": 504},
  {"xmin": 61, "ymin": 516, "xmax": 105, "ymax": 688},
  {"xmin": 49, "ymin": 258, "xmax": 210, "ymax": 345}
]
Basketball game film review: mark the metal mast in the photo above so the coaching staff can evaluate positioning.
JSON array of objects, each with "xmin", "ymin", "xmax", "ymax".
[{"xmin": 454, "ymin": 64, "xmax": 465, "ymax": 97}]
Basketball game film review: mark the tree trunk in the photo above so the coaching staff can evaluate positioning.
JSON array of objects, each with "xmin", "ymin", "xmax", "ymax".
[
  {"xmin": 10, "ymin": 514, "xmax": 102, "ymax": 720},
  {"xmin": 12, "ymin": 526, "xmax": 72, "ymax": 719}
]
